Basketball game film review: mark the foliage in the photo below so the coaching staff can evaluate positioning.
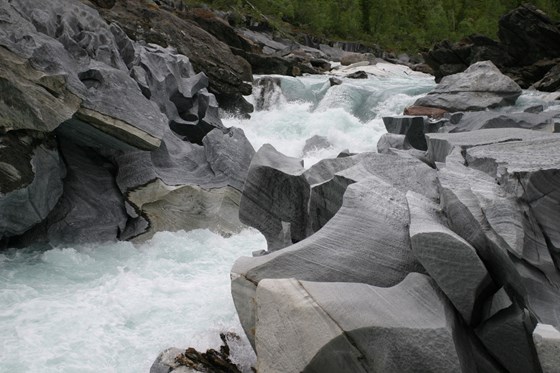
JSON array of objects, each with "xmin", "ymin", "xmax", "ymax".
[{"xmin": 183, "ymin": 0, "xmax": 560, "ymax": 52}]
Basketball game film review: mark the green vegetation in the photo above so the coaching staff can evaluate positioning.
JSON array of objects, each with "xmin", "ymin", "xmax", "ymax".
[{"xmin": 185, "ymin": 0, "xmax": 559, "ymax": 52}]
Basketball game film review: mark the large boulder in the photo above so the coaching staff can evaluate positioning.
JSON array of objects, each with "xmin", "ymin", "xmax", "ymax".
[
  {"xmin": 414, "ymin": 61, "xmax": 522, "ymax": 112},
  {"xmin": 498, "ymin": 3, "xmax": 560, "ymax": 67},
  {"xmin": 255, "ymin": 274, "xmax": 473, "ymax": 373},
  {"xmin": 447, "ymin": 111, "xmax": 560, "ymax": 133}
]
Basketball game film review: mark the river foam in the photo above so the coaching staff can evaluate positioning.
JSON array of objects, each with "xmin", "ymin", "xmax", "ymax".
[{"xmin": 0, "ymin": 229, "xmax": 265, "ymax": 373}]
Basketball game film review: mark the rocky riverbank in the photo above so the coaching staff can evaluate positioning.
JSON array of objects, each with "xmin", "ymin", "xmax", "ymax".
[{"xmin": 227, "ymin": 61, "xmax": 560, "ymax": 372}]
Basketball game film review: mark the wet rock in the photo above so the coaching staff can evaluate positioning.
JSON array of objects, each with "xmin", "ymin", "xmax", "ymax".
[
  {"xmin": 302, "ymin": 135, "xmax": 331, "ymax": 155},
  {"xmin": 344, "ymin": 70, "xmax": 368, "ymax": 79},
  {"xmin": 255, "ymin": 274, "xmax": 471, "ymax": 373},
  {"xmin": 414, "ymin": 61, "xmax": 522, "ymax": 112},
  {"xmin": 533, "ymin": 63, "xmax": 560, "ymax": 92},
  {"xmin": 239, "ymin": 144, "xmax": 309, "ymax": 251}
]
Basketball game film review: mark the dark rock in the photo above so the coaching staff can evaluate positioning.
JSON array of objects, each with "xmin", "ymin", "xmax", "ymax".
[
  {"xmin": 525, "ymin": 105, "xmax": 545, "ymax": 114},
  {"xmin": 498, "ymin": 4, "xmax": 560, "ymax": 67},
  {"xmin": 239, "ymin": 144, "xmax": 309, "ymax": 251},
  {"xmin": 345, "ymin": 70, "xmax": 368, "ymax": 79},
  {"xmin": 533, "ymin": 63, "xmax": 560, "ymax": 92},
  {"xmin": 382, "ymin": 116, "xmax": 446, "ymax": 151},
  {"xmin": 328, "ymin": 77, "xmax": 342, "ymax": 86},
  {"xmin": 151, "ymin": 333, "xmax": 243, "ymax": 373},
  {"xmin": 0, "ymin": 132, "xmax": 65, "ymax": 242}
]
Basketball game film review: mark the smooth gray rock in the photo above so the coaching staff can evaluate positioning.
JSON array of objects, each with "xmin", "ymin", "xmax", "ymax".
[
  {"xmin": 414, "ymin": 61, "xmax": 522, "ymax": 111},
  {"xmin": 533, "ymin": 323, "xmax": 560, "ymax": 373},
  {"xmin": 232, "ymin": 177, "xmax": 425, "ymax": 347},
  {"xmin": 308, "ymin": 152, "xmax": 438, "ymax": 234},
  {"xmin": 255, "ymin": 274, "xmax": 471, "ymax": 373},
  {"xmin": 426, "ymin": 128, "xmax": 554, "ymax": 163},
  {"xmin": 0, "ymin": 133, "xmax": 65, "ymax": 241},
  {"xmin": 2, "ymin": 0, "xmax": 168, "ymax": 150},
  {"xmin": 150, "ymin": 347, "xmax": 188, "ymax": 373},
  {"xmin": 449, "ymin": 111, "xmax": 559, "ymax": 133},
  {"xmin": 383, "ymin": 116, "xmax": 448, "ymax": 151},
  {"xmin": 376, "ymin": 133, "xmax": 407, "ymax": 153},
  {"xmin": 407, "ymin": 191, "xmax": 493, "ymax": 325},
  {"xmin": 239, "ymin": 144, "xmax": 309, "ymax": 251}
]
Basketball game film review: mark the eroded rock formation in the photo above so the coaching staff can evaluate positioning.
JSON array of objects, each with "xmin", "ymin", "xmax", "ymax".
[{"xmin": 0, "ymin": 0, "xmax": 253, "ymax": 246}]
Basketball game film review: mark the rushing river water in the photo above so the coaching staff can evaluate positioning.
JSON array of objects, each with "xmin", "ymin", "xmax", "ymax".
[{"xmin": 11, "ymin": 64, "xmax": 559, "ymax": 372}]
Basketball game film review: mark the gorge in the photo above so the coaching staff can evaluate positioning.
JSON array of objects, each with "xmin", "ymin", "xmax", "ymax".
[{"xmin": 1, "ymin": 0, "xmax": 560, "ymax": 372}]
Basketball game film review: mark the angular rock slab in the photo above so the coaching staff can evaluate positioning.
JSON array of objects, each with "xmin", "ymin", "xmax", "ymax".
[
  {"xmin": 308, "ymin": 152, "xmax": 438, "ymax": 234},
  {"xmin": 414, "ymin": 61, "xmax": 522, "ymax": 112},
  {"xmin": 426, "ymin": 128, "xmax": 554, "ymax": 163},
  {"xmin": 465, "ymin": 136, "xmax": 560, "ymax": 266},
  {"xmin": 239, "ymin": 144, "xmax": 309, "ymax": 251},
  {"xmin": 533, "ymin": 323, "xmax": 560, "ymax": 373},
  {"xmin": 255, "ymin": 274, "xmax": 471, "ymax": 373},
  {"xmin": 232, "ymin": 177, "xmax": 424, "ymax": 347},
  {"xmin": 475, "ymin": 303, "xmax": 541, "ymax": 373},
  {"xmin": 407, "ymin": 191, "xmax": 492, "ymax": 325},
  {"xmin": 449, "ymin": 110, "xmax": 559, "ymax": 133},
  {"xmin": 438, "ymin": 159, "xmax": 560, "ymax": 329}
]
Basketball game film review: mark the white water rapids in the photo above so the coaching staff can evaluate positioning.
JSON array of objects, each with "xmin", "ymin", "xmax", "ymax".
[{"xmin": 3, "ymin": 63, "xmax": 556, "ymax": 372}]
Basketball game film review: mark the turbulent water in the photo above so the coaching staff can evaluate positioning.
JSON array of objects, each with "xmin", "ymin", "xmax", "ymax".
[
  {"xmin": 3, "ymin": 64, "xmax": 558, "ymax": 373},
  {"xmin": 0, "ymin": 230, "xmax": 265, "ymax": 372}
]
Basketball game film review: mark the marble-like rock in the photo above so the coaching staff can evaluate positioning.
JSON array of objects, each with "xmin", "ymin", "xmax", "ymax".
[
  {"xmin": 533, "ymin": 323, "xmax": 560, "ymax": 373},
  {"xmin": 308, "ymin": 152, "xmax": 438, "ymax": 234},
  {"xmin": 255, "ymin": 274, "xmax": 472, "ymax": 373},
  {"xmin": 448, "ymin": 110, "xmax": 559, "ymax": 133},
  {"xmin": 239, "ymin": 144, "xmax": 309, "ymax": 251},
  {"xmin": 0, "ymin": 132, "xmax": 65, "ymax": 241},
  {"xmin": 426, "ymin": 128, "xmax": 553, "ymax": 163},
  {"xmin": 407, "ymin": 191, "xmax": 493, "ymax": 325},
  {"xmin": 16, "ymin": 135, "xmax": 128, "ymax": 245},
  {"xmin": 475, "ymin": 303, "xmax": 540, "ymax": 373},
  {"xmin": 232, "ymin": 177, "xmax": 425, "ymax": 347},
  {"xmin": 382, "ymin": 116, "xmax": 445, "ymax": 150},
  {"xmin": 438, "ymin": 158, "xmax": 560, "ymax": 329},
  {"xmin": 414, "ymin": 61, "xmax": 522, "ymax": 112},
  {"xmin": 465, "ymin": 136, "xmax": 560, "ymax": 267},
  {"xmin": 2, "ymin": 0, "xmax": 168, "ymax": 150},
  {"xmin": 116, "ymin": 127, "xmax": 255, "ymax": 242}
]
